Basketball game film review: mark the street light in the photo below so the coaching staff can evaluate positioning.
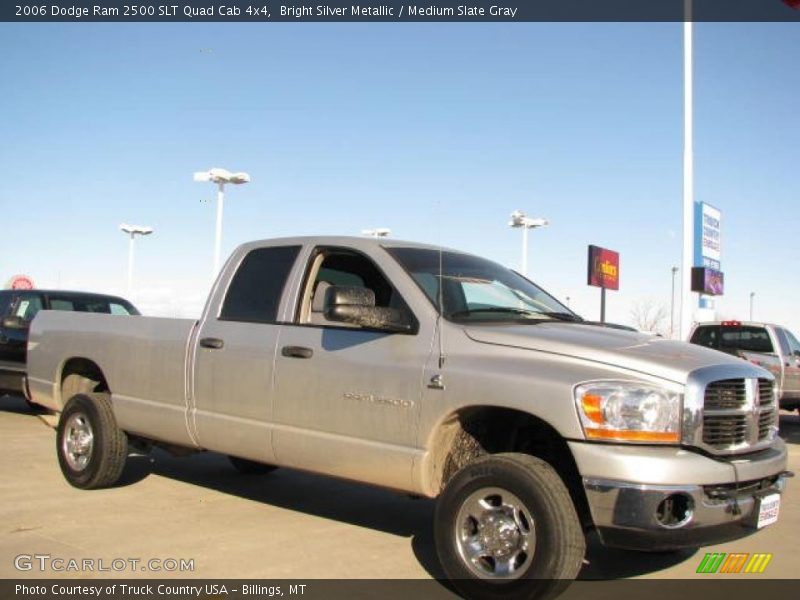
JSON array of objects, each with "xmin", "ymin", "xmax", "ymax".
[
  {"xmin": 119, "ymin": 223, "xmax": 153, "ymax": 295},
  {"xmin": 362, "ymin": 228, "xmax": 391, "ymax": 238},
  {"xmin": 508, "ymin": 210, "xmax": 549, "ymax": 276},
  {"xmin": 679, "ymin": 0, "xmax": 695, "ymax": 340},
  {"xmin": 750, "ymin": 291, "xmax": 755, "ymax": 321},
  {"xmin": 193, "ymin": 167, "xmax": 251, "ymax": 274},
  {"xmin": 670, "ymin": 266, "xmax": 679, "ymax": 339}
]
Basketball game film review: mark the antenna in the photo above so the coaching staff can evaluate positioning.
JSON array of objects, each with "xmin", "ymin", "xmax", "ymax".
[{"xmin": 436, "ymin": 199, "xmax": 446, "ymax": 368}]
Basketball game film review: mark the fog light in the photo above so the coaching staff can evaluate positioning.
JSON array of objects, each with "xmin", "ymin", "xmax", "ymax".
[{"xmin": 656, "ymin": 494, "xmax": 694, "ymax": 528}]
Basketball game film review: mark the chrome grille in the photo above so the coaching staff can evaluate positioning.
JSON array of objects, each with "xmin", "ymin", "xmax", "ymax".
[
  {"xmin": 758, "ymin": 410, "xmax": 776, "ymax": 440},
  {"xmin": 757, "ymin": 378, "xmax": 777, "ymax": 441},
  {"xmin": 703, "ymin": 414, "xmax": 748, "ymax": 448},
  {"xmin": 700, "ymin": 377, "xmax": 776, "ymax": 452},
  {"xmin": 704, "ymin": 379, "xmax": 746, "ymax": 410},
  {"xmin": 758, "ymin": 378, "xmax": 775, "ymax": 407}
]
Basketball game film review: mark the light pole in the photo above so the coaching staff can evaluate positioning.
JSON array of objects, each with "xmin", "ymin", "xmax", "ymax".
[
  {"xmin": 362, "ymin": 228, "xmax": 391, "ymax": 238},
  {"xmin": 193, "ymin": 167, "xmax": 251, "ymax": 274},
  {"xmin": 750, "ymin": 292, "xmax": 755, "ymax": 321},
  {"xmin": 508, "ymin": 210, "xmax": 549, "ymax": 276},
  {"xmin": 119, "ymin": 223, "xmax": 153, "ymax": 295},
  {"xmin": 670, "ymin": 266, "xmax": 679, "ymax": 339},
  {"xmin": 679, "ymin": 0, "xmax": 695, "ymax": 340}
]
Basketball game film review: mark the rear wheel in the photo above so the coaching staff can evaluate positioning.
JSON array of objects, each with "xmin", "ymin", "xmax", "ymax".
[
  {"xmin": 228, "ymin": 456, "xmax": 277, "ymax": 475},
  {"xmin": 435, "ymin": 453, "xmax": 585, "ymax": 600},
  {"xmin": 56, "ymin": 393, "xmax": 128, "ymax": 489}
]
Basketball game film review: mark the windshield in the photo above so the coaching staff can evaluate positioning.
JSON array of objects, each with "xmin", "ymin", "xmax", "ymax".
[{"xmin": 387, "ymin": 247, "xmax": 579, "ymax": 323}]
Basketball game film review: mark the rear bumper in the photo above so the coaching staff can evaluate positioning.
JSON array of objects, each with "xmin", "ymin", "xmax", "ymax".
[{"xmin": 570, "ymin": 440, "xmax": 789, "ymax": 551}]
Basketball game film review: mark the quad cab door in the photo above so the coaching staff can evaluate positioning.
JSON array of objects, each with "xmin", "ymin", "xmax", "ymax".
[
  {"xmin": 272, "ymin": 246, "xmax": 436, "ymax": 491},
  {"xmin": 190, "ymin": 244, "xmax": 302, "ymax": 463}
]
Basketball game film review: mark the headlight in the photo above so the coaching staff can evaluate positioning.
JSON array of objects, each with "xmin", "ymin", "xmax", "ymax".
[{"xmin": 574, "ymin": 381, "xmax": 682, "ymax": 443}]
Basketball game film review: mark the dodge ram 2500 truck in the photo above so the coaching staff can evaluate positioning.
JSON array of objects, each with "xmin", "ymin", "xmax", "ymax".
[{"xmin": 27, "ymin": 237, "xmax": 789, "ymax": 600}]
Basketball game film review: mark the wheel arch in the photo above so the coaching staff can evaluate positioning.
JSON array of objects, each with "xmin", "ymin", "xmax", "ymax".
[
  {"xmin": 57, "ymin": 357, "xmax": 110, "ymax": 408},
  {"xmin": 423, "ymin": 405, "xmax": 592, "ymax": 528}
]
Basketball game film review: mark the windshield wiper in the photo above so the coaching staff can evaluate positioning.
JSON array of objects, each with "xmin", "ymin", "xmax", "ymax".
[
  {"xmin": 541, "ymin": 311, "xmax": 584, "ymax": 322},
  {"xmin": 449, "ymin": 307, "xmax": 552, "ymax": 320}
]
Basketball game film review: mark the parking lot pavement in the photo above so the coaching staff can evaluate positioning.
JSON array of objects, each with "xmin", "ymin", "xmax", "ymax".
[{"xmin": 0, "ymin": 394, "xmax": 798, "ymax": 583}]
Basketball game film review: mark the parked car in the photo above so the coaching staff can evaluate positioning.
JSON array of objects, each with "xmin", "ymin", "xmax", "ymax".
[
  {"xmin": 689, "ymin": 320, "xmax": 800, "ymax": 412},
  {"xmin": 27, "ymin": 237, "xmax": 787, "ymax": 598},
  {"xmin": 0, "ymin": 289, "xmax": 139, "ymax": 406}
]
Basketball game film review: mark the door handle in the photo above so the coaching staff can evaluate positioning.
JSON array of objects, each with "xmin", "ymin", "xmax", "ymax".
[
  {"xmin": 199, "ymin": 337, "xmax": 225, "ymax": 350},
  {"xmin": 281, "ymin": 345, "xmax": 313, "ymax": 359}
]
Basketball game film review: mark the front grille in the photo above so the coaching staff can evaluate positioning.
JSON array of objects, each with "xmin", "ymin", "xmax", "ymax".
[
  {"xmin": 700, "ymin": 377, "xmax": 776, "ymax": 452},
  {"xmin": 704, "ymin": 379, "xmax": 746, "ymax": 410},
  {"xmin": 703, "ymin": 414, "xmax": 748, "ymax": 448},
  {"xmin": 758, "ymin": 409, "xmax": 777, "ymax": 441},
  {"xmin": 758, "ymin": 378, "xmax": 775, "ymax": 407}
]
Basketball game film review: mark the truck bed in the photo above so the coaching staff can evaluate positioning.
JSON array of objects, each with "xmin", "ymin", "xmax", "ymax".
[{"xmin": 28, "ymin": 310, "xmax": 198, "ymax": 447}]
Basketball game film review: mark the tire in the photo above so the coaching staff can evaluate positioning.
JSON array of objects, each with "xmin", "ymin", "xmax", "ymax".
[
  {"xmin": 228, "ymin": 456, "xmax": 277, "ymax": 475},
  {"xmin": 56, "ymin": 393, "xmax": 128, "ymax": 489},
  {"xmin": 435, "ymin": 453, "xmax": 585, "ymax": 600}
]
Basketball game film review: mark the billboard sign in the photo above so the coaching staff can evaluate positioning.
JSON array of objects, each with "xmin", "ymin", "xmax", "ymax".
[
  {"xmin": 694, "ymin": 202, "xmax": 721, "ymax": 270},
  {"xmin": 691, "ymin": 267, "xmax": 724, "ymax": 297},
  {"xmin": 587, "ymin": 245, "xmax": 619, "ymax": 291},
  {"xmin": 5, "ymin": 275, "xmax": 35, "ymax": 290}
]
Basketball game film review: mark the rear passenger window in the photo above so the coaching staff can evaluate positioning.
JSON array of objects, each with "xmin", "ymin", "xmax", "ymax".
[
  {"xmin": 13, "ymin": 295, "xmax": 44, "ymax": 321},
  {"xmin": 719, "ymin": 327, "xmax": 774, "ymax": 353},
  {"xmin": 690, "ymin": 326, "xmax": 718, "ymax": 349},
  {"xmin": 110, "ymin": 303, "xmax": 133, "ymax": 315},
  {"xmin": 220, "ymin": 246, "xmax": 301, "ymax": 323},
  {"xmin": 50, "ymin": 299, "xmax": 76, "ymax": 311}
]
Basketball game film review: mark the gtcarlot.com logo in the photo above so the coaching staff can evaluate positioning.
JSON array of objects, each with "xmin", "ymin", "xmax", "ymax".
[
  {"xmin": 696, "ymin": 552, "xmax": 772, "ymax": 574},
  {"xmin": 14, "ymin": 554, "xmax": 195, "ymax": 573}
]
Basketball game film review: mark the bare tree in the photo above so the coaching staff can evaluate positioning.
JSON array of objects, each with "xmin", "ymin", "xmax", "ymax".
[{"xmin": 630, "ymin": 299, "xmax": 669, "ymax": 335}]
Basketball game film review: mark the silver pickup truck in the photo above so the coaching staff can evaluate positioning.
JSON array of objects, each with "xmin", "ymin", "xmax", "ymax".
[
  {"xmin": 28, "ymin": 237, "xmax": 788, "ymax": 599},
  {"xmin": 689, "ymin": 321, "xmax": 800, "ymax": 413}
]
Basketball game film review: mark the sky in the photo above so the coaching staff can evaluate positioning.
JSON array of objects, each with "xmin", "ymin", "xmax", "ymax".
[{"xmin": 0, "ymin": 22, "xmax": 798, "ymax": 336}]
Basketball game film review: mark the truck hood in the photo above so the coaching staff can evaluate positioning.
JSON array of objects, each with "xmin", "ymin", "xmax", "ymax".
[{"xmin": 463, "ymin": 322, "xmax": 751, "ymax": 384}]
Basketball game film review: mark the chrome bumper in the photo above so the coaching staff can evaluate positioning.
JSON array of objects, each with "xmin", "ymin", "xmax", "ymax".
[{"xmin": 570, "ymin": 439, "xmax": 790, "ymax": 551}]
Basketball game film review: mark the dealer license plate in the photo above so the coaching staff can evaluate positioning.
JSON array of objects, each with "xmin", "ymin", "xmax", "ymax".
[{"xmin": 756, "ymin": 493, "xmax": 780, "ymax": 529}]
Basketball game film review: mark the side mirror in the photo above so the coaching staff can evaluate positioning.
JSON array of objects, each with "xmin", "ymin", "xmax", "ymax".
[
  {"xmin": 324, "ymin": 286, "xmax": 413, "ymax": 333},
  {"xmin": 2, "ymin": 316, "xmax": 28, "ymax": 330}
]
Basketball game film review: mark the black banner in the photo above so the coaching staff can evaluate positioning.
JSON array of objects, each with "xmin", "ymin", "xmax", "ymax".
[
  {"xmin": 4, "ymin": 580, "xmax": 800, "ymax": 600},
  {"xmin": 4, "ymin": 0, "xmax": 800, "ymax": 23}
]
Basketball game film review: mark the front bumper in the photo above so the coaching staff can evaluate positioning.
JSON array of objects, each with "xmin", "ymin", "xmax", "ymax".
[{"xmin": 569, "ymin": 440, "xmax": 789, "ymax": 551}]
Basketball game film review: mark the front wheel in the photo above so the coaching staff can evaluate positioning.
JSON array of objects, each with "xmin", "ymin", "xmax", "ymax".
[
  {"xmin": 56, "ymin": 393, "xmax": 128, "ymax": 489},
  {"xmin": 435, "ymin": 453, "xmax": 585, "ymax": 600}
]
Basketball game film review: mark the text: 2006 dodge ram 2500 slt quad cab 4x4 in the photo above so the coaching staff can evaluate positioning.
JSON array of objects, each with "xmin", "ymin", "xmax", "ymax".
[{"xmin": 27, "ymin": 237, "xmax": 789, "ymax": 599}]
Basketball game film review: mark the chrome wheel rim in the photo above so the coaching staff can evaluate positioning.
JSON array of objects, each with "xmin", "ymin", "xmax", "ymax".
[
  {"xmin": 454, "ymin": 486, "xmax": 535, "ymax": 580},
  {"xmin": 62, "ymin": 413, "xmax": 94, "ymax": 471}
]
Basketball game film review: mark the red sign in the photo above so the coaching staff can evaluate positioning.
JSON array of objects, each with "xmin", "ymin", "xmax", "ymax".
[
  {"xmin": 6, "ymin": 275, "xmax": 35, "ymax": 290},
  {"xmin": 587, "ymin": 246, "xmax": 619, "ymax": 291}
]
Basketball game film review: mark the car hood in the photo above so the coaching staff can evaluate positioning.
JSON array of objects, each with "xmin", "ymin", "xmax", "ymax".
[{"xmin": 463, "ymin": 322, "xmax": 754, "ymax": 384}]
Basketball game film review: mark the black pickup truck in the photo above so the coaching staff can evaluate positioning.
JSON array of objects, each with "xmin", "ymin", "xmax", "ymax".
[{"xmin": 0, "ymin": 289, "xmax": 139, "ymax": 406}]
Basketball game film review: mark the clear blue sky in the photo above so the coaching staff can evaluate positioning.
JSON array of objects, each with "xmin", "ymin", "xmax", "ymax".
[{"xmin": 1, "ymin": 23, "xmax": 798, "ymax": 334}]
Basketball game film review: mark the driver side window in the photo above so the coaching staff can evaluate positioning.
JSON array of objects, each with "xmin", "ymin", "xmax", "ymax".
[
  {"xmin": 783, "ymin": 329, "xmax": 800, "ymax": 356},
  {"xmin": 300, "ymin": 249, "xmax": 406, "ymax": 327}
]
